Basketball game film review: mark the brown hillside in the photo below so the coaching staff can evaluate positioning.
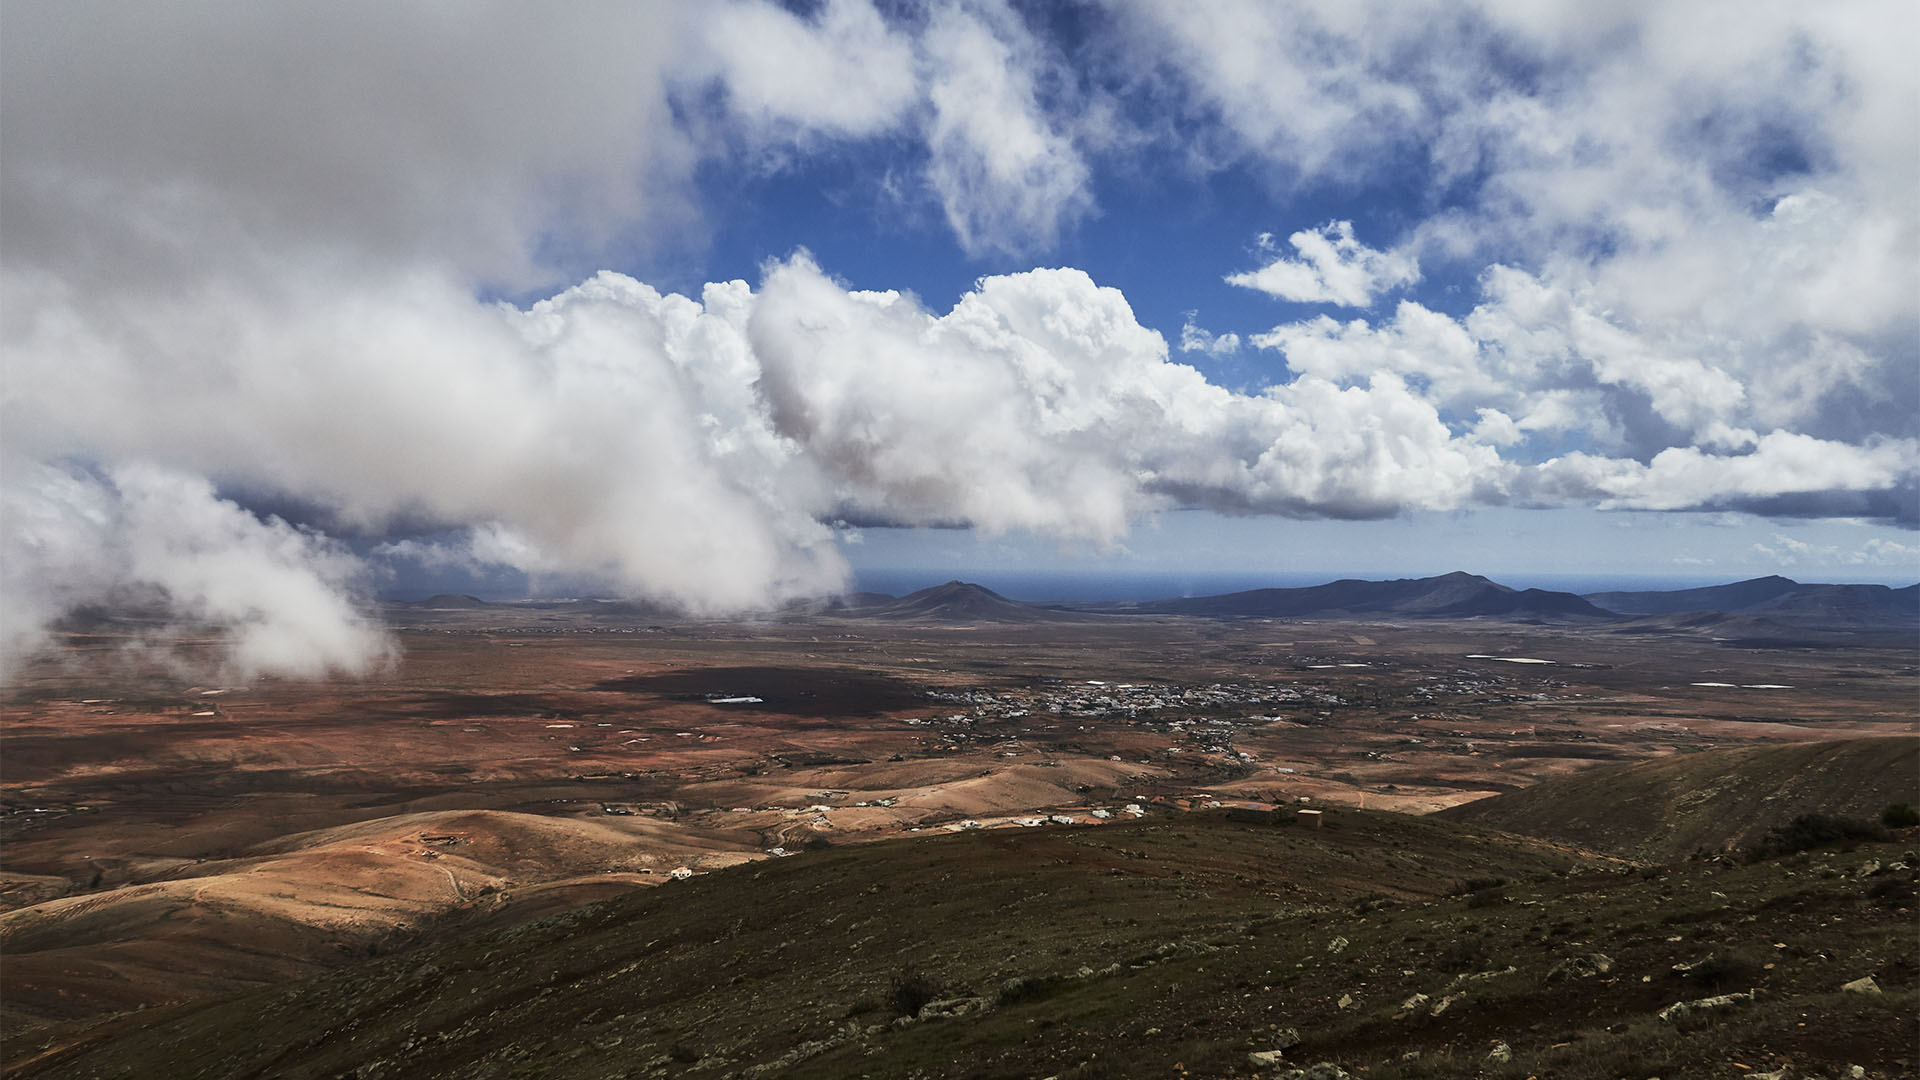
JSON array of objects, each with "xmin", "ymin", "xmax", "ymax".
[
  {"xmin": 14, "ymin": 806, "xmax": 1915, "ymax": 1080},
  {"xmin": 1437, "ymin": 737, "xmax": 1919, "ymax": 861}
]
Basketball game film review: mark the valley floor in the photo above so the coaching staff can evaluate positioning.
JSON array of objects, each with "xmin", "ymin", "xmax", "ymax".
[{"xmin": 3, "ymin": 612, "xmax": 1914, "ymax": 1076}]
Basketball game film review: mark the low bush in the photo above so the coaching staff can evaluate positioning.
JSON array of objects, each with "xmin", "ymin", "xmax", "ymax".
[
  {"xmin": 888, "ymin": 970, "xmax": 940, "ymax": 1018},
  {"xmin": 1745, "ymin": 814, "xmax": 1888, "ymax": 861},
  {"xmin": 1880, "ymin": 802, "xmax": 1918, "ymax": 828},
  {"xmin": 1675, "ymin": 948, "xmax": 1764, "ymax": 992},
  {"xmin": 1866, "ymin": 875, "xmax": 1916, "ymax": 907},
  {"xmin": 1438, "ymin": 935, "xmax": 1496, "ymax": 973},
  {"xmin": 994, "ymin": 973, "xmax": 1068, "ymax": 1006}
]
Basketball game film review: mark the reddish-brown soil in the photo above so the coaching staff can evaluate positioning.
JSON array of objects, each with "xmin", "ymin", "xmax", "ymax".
[{"xmin": 2, "ymin": 610, "xmax": 1912, "ymax": 1056}]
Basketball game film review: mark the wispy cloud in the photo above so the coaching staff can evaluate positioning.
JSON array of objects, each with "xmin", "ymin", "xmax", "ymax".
[{"xmin": 1227, "ymin": 222, "xmax": 1419, "ymax": 307}]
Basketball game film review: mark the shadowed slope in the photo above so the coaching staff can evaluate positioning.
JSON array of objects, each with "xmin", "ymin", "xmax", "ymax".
[
  {"xmin": 1585, "ymin": 576, "xmax": 1804, "ymax": 615},
  {"xmin": 864, "ymin": 581, "xmax": 1092, "ymax": 623},
  {"xmin": 17, "ymin": 805, "xmax": 1915, "ymax": 1080},
  {"xmin": 1438, "ymin": 737, "xmax": 1920, "ymax": 861},
  {"xmin": 1143, "ymin": 571, "xmax": 1610, "ymax": 619},
  {"xmin": 0, "ymin": 810, "xmax": 758, "ymax": 1031},
  {"xmin": 1587, "ymin": 577, "xmax": 1917, "ymax": 630}
]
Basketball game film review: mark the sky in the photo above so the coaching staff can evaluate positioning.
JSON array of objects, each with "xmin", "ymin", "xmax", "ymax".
[{"xmin": 2, "ymin": 0, "xmax": 1916, "ymax": 677}]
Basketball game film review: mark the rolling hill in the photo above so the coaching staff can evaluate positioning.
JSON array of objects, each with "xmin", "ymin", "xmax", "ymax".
[
  {"xmin": 15, "ymin": 791, "xmax": 1913, "ymax": 1080},
  {"xmin": 861, "ymin": 580, "xmax": 1093, "ymax": 623},
  {"xmin": 408, "ymin": 594, "xmax": 492, "ymax": 609},
  {"xmin": 1583, "ymin": 576, "xmax": 1804, "ymax": 615},
  {"xmin": 0, "ymin": 810, "xmax": 760, "ymax": 1035},
  {"xmin": 1438, "ymin": 737, "xmax": 1920, "ymax": 861},
  {"xmin": 1586, "ymin": 577, "xmax": 1917, "ymax": 630}
]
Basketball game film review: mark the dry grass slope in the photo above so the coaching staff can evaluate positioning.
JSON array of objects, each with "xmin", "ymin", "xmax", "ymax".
[
  {"xmin": 1436, "ymin": 737, "xmax": 1920, "ymax": 861},
  {"xmin": 14, "ymin": 803, "xmax": 1915, "ymax": 1080}
]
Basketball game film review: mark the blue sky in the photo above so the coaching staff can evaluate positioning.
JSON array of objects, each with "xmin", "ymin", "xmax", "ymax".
[{"xmin": 3, "ymin": 2, "xmax": 1916, "ymax": 673}]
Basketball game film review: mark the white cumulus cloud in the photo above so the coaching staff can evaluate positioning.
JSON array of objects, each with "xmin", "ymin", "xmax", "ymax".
[
  {"xmin": 5, "ymin": 1, "xmax": 1914, "ymax": 681},
  {"xmin": 1227, "ymin": 222, "xmax": 1420, "ymax": 307},
  {"xmin": 2, "ymin": 462, "xmax": 392, "ymax": 680},
  {"xmin": 922, "ymin": 0, "xmax": 1094, "ymax": 256}
]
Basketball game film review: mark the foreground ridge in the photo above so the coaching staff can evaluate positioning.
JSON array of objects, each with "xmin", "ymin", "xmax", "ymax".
[{"xmin": 17, "ymin": 754, "xmax": 1916, "ymax": 1079}]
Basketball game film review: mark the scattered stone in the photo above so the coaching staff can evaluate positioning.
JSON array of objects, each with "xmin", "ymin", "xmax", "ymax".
[
  {"xmin": 1430, "ymin": 991, "xmax": 1465, "ymax": 1016},
  {"xmin": 1657, "ymin": 990, "xmax": 1756, "ymax": 1022},
  {"xmin": 1750, "ymin": 1070, "xmax": 1790, "ymax": 1080},
  {"xmin": 1841, "ymin": 975, "xmax": 1882, "ymax": 995},
  {"xmin": 916, "ymin": 996, "xmax": 988, "ymax": 1021},
  {"xmin": 1398, "ymin": 992, "xmax": 1430, "ymax": 1014},
  {"xmin": 1269, "ymin": 1028, "xmax": 1301, "ymax": 1050},
  {"xmin": 1855, "ymin": 859, "xmax": 1882, "ymax": 879},
  {"xmin": 1547, "ymin": 953, "xmax": 1613, "ymax": 981},
  {"xmin": 1326, "ymin": 936, "xmax": 1349, "ymax": 954},
  {"xmin": 1487, "ymin": 1040, "xmax": 1512, "ymax": 1063},
  {"xmin": 1248, "ymin": 1050, "xmax": 1286, "ymax": 1067},
  {"xmin": 1450, "ymin": 964, "xmax": 1518, "ymax": 984},
  {"xmin": 1276, "ymin": 1065, "xmax": 1349, "ymax": 1080},
  {"xmin": 1849, "ymin": 1066, "xmax": 1867, "ymax": 1079},
  {"xmin": 1672, "ymin": 954, "xmax": 1715, "ymax": 975},
  {"xmin": 1335, "ymin": 993, "xmax": 1353, "ymax": 1009}
]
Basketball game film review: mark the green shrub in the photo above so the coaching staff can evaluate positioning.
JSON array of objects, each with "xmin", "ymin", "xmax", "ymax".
[
  {"xmin": 1880, "ymin": 802, "xmax": 1918, "ymax": 828},
  {"xmin": 888, "ymin": 970, "xmax": 940, "ymax": 1018},
  {"xmin": 1676, "ymin": 948, "xmax": 1763, "ymax": 992},
  {"xmin": 1438, "ymin": 935, "xmax": 1496, "ymax": 973},
  {"xmin": 1866, "ymin": 875, "xmax": 1915, "ymax": 907},
  {"xmin": 1746, "ymin": 814, "xmax": 1888, "ymax": 861},
  {"xmin": 994, "ymin": 973, "xmax": 1068, "ymax": 1006}
]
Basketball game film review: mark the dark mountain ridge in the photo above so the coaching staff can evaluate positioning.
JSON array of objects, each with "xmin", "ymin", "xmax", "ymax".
[
  {"xmin": 861, "ymin": 580, "xmax": 1093, "ymax": 623},
  {"xmin": 408, "ymin": 593, "xmax": 490, "ymax": 609},
  {"xmin": 1586, "ymin": 576, "xmax": 1917, "ymax": 630},
  {"xmin": 1583, "ymin": 575, "xmax": 1801, "ymax": 615},
  {"xmin": 1130, "ymin": 571, "xmax": 1611, "ymax": 620}
]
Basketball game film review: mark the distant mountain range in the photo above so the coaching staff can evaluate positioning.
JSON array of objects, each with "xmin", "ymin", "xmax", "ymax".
[
  {"xmin": 856, "ymin": 572, "xmax": 1913, "ymax": 629},
  {"xmin": 1125, "ymin": 570, "xmax": 1610, "ymax": 620},
  {"xmin": 392, "ymin": 573, "xmax": 1915, "ymax": 631}
]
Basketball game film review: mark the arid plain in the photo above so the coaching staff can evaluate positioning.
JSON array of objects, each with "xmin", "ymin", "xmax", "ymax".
[{"xmin": 4, "ymin": 590, "xmax": 1914, "ymax": 1066}]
